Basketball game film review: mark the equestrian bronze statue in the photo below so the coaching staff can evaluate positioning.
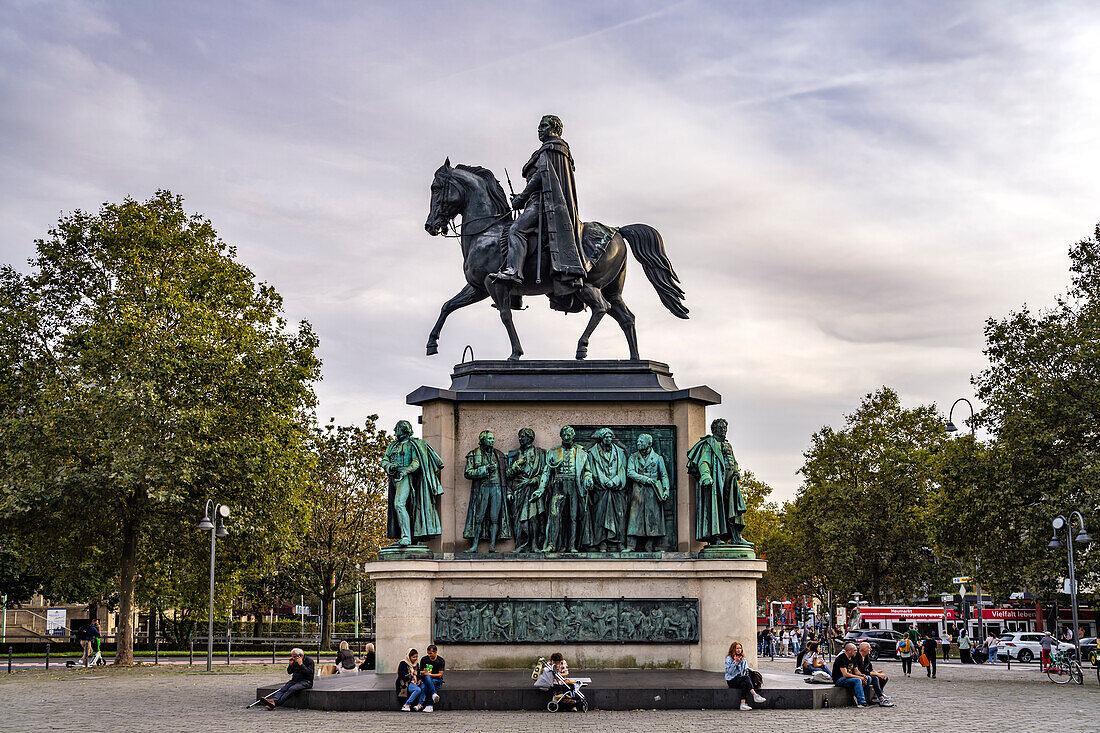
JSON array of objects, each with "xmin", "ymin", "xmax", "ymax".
[{"xmin": 423, "ymin": 116, "xmax": 688, "ymax": 361}]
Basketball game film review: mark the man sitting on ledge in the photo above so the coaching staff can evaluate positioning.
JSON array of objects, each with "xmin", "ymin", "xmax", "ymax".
[
  {"xmin": 262, "ymin": 648, "xmax": 315, "ymax": 710},
  {"xmin": 417, "ymin": 644, "xmax": 446, "ymax": 712},
  {"xmin": 857, "ymin": 642, "xmax": 894, "ymax": 706},
  {"xmin": 831, "ymin": 642, "xmax": 868, "ymax": 708}
]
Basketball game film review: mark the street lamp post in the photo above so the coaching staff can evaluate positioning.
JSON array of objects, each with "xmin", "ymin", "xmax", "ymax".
[
  {"xmin": 354, "ymin": 563, "xmax": 363, "ymax": 641},
  {"xmin": 1048, "ymin": 512, "xmax": 1091, "ymax": 664},
  {"xmin": 198, "ymin": 500, "xmax": 230, "ymax": 672},
  {"xmin": 946, "ymin": 398, "xmax": 975, "ymax": 435}
]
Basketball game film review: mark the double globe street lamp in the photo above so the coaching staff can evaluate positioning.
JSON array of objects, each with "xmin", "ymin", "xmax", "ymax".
[
  {"xmin": 198, "ymin": 501, "xmax": 231, "ymax": 672},
  {"xmin": 1048, "ymin": 512, "xmax": 1092, "ymax": 663}
]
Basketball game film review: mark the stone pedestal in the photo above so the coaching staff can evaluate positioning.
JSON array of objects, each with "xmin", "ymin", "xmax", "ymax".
[
  {"xmin": 371, "ymin": 557, "xmax": 764, "ymax": 673},
  {"xmin": 368, "ymin": 360, "xmax": 765, "ymax": 672}
]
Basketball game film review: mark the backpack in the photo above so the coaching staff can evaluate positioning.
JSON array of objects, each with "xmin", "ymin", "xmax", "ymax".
[{"xmin": 899, "ymin": 638, "xmax": 912, "ymax": 654}]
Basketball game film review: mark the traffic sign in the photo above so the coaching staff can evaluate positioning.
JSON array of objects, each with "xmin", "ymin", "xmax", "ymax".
[
  {"xmin": 952, "ymin": 576, "xmax": 972, "ymax": 584},
  {"xmin": 295, "ymin": 605, "xmax": 310, "ymax": 615}
]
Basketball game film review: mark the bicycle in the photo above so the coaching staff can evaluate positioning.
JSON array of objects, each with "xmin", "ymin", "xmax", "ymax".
[{"xmin": 1045, "ymin": 648, "xmax": 1083, "ymax": 685}]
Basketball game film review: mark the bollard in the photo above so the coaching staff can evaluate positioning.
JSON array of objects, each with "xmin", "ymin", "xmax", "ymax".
[
  {"xmin": 45, "ymin": 641, "xmax": 50, "ymax": 669},
  {"xmin": 189, "ymin": 639, "xmax": 193, "ymax": 666},
  {"xmin": 7, "ymin": 646, "xmax": 11, "ymax": 674},
  {"xmin": 226, "ymin": 636, "xmax": 231, "ymax": 666},
  {"xmin": 272, "ymin": 641, "xmax": 276, "ymax": 665},
  {"xmin": 155, "ymin": 639, "xmax": 159, "ymax": 665}
]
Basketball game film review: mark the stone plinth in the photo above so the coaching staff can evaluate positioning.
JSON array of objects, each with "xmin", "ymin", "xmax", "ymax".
[
  {"xmin": 368, "ymin": 557, "xmax": 765, "ymax": 673},
  {"xmin": 407, "ymin": 360, "xmax": 719, "ymax": 554}
]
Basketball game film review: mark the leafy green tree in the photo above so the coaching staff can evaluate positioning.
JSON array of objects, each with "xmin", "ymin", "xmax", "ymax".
[
  {"xmin": 0, "ymin": 192, "xmax": 320, "ymax": 663},
  {"xmin": 285, "ymin": 417, "xmax": 389, "ymax": 649},
  {"xmin": 791, "ymin": 387, "xmax": 948, "ymax": 604},
  {"xmin": 968, "ymin": 225, "xmax": 1100, "ymax": 599}
]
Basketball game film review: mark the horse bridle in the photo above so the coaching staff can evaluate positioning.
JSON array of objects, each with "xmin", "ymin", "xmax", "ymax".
[{"xmin": 434, "ymin": 168, "xmax": 514, "ymax": 239}]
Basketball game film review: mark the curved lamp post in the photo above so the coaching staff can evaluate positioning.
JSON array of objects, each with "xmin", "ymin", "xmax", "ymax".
[
  {"xmin": 1048, "ymin": 512, "xmax": 1092, "ymax": 664},
  {"xmin": 946, "ymin": 398, "xmax": 975, "ymax": 435},
  {"xmin": 199, "ymin": 500, "xmax": 230, "ymax": 672}
]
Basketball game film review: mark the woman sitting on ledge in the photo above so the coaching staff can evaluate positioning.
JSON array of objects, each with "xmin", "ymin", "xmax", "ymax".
[{"xmin": 725, "ymin": 641, "xmax": 766, "ymax": 711}]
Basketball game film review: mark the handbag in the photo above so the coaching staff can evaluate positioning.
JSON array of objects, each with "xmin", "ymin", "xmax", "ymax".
[
  {"xmin": 919, "ymin": 653, "xmax": 930, "ymax": 667},
  {"xmin": 749, "ymin": 669, "xmax": 763, "ymax": 690}
]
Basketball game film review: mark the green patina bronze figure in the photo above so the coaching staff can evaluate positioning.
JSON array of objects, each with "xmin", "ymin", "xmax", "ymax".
[
  {"xmin": 686, "ymin": 418, "xmax": 749, "ymax": 546},
  {"xmin": 506, "ymin": 428, "xmax": 546, "ymax": 553},
  {"xmin": 383, "ymin": 420, "xmax": 444, "ymax": 547},
  {"xmin": 534, "ymin": 426, "xmax": 591, "ymax": 553},
  {"xmin": 625, "ymin": 433, "xmax": 670, "ymax": 552},
  {"xmin": 463, "ymin": 430, "xmax": 512, "ymax": 553},
  {"xmin": 582, "ymin": 427, "xmax": 628, "ymax": 552},
  {"xmin": 491, "ymin": 114, "xmax": 586, "ymax": 289}
]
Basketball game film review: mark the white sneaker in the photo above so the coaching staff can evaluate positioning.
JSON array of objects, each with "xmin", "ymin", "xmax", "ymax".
[
  {"xmin": 753, "ymin": 693, "xmax": 766, "ymax": 704},
  {"xmin": 414, "ymin": 704, "xmax": 423, "ymax": 711},
  {"xmin": 740, "ymin": 702, "xmax": 752, "ymax": 711},
  {"xmin": 423, "ymin": 705, "xmax": 434, "ymax": 712},
  {"xmin": 401, "ymin": 705, "xmax": 411, "ymax": 711},
  {"xmin": 432, "ymin": 693, "xmax": 440, "ymax": 703}
]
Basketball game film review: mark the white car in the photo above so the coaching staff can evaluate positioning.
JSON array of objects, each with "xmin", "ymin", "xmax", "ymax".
[{"xmin": 998, "ymin": 632, "xmax": 1067, "ymax": 663}]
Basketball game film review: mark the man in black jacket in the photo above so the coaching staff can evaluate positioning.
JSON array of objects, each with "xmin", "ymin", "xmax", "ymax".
[{"xmin": 263, "ymin": 648, "xmax": 315, "ymax": 709}]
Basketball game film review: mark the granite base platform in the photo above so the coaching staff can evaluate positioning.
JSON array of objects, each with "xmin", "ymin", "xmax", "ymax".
[{"xmin": 256, "ymin": 669, "xmax": 854, "ymax": 711}]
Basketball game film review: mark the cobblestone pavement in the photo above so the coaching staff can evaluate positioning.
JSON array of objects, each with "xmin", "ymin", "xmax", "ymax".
[{"xmin": 1, "ymin": 659, "xmax": 1096, "ymax": 732}]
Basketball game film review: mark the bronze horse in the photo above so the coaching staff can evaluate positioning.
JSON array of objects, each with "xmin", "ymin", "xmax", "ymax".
[{"xmin": 423, "ymin": 159, "xmax": 688, "ymax": 360}]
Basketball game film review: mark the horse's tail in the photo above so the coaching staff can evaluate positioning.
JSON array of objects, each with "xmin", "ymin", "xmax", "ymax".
[{"xmin": 619, "ymin": 223, "xmax": 689, "ymax": 319}]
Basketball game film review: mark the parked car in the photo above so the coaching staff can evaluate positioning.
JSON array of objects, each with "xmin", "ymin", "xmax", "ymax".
[
  {"xmin": 1077, "ymin": 637, "xmax": 1097, "ymax": 666},
  {"xmin": 997, "ymin": 632, "xmax": 1068, "ymax": 663},
  {"xmin": 838, "ymin": 629, "xmax": 907, "ymax": 660}
]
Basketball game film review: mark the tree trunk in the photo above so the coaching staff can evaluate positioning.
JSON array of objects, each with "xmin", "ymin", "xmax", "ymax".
[{"xmin": 115, "ymin": 519, "xmax": 140, "ymax": 665}]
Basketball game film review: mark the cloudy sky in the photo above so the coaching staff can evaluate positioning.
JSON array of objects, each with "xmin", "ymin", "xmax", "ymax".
[{"xmin": 3, "ymin": 1, "xmax": 1099, "ymax": 500}]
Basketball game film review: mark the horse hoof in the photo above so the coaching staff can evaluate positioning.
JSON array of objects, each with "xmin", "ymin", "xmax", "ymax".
[
  {"xmin": 508, "ymin": 355, "xmax": 522, "ymax": 362},
  {"xmin": 576, "ymin": 349, "xmax": 587, "ymax": 360},
  {"xmin": 426, "ymin": 344, "xmax": 438, "ymax": 356}
]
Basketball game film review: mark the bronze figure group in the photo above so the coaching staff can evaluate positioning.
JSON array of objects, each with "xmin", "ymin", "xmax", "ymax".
[{"xmin": 382, "ymin": 418, "xmax": 750, "ymax": 554}]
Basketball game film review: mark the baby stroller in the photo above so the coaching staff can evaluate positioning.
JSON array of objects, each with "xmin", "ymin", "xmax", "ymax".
[{"xmin": 532, "ymin": 657, "xmax": 589, "ymax": 712}]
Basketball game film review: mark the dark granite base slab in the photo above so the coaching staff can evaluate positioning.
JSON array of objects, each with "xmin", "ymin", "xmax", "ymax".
[{"xmin": 256, "ymin": 669, "xmax": 853, "ymax": 711}]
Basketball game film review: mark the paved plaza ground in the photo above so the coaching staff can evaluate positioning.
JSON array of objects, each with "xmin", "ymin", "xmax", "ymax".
[{"xmin": 1, "ymin": 658, "xmax": 1096, "ymax": 732}]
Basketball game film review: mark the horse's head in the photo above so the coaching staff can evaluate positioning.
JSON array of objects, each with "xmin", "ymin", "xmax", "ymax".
[{"xmin": 425, "ymin": 157, "xmax": 463, "ymax": 236}]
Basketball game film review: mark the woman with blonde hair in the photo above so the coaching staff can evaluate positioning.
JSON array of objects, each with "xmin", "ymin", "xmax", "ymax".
[
  {"xmin": 359, "ymin": 642, "xmax": 376, "ymax": 670},
  {"xmin": 725, "ymin": 641, "xmax": 766, "ymax": 711},
  {"xmin": 335, "ymin": 640, "xmax": 357, "ymax": 671}
]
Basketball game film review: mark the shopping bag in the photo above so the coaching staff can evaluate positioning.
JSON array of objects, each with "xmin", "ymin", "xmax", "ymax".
[{"xmin": 919, "ymin": 653, "xmax": 930, "ymax": 667}]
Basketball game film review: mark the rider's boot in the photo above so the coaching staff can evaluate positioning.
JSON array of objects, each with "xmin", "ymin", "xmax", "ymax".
[{"xmin": 489, "ymin": 266, "xmax": 522, "ymax": 284}]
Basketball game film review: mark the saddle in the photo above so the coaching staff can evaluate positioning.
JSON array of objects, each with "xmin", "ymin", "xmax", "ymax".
[{"xmin": 513, "ymin": 222, "xmax": 618, "ymax": 313}]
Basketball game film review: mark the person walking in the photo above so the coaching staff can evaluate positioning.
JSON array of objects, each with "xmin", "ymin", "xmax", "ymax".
[
  {"xmin": 985, "ymin": 633, "xmax": 999, "ymax": 664},
  {"xmin": 958, "ymin": 629, "xmax": 972, "ymax": 664},
  {"xmin": 76, "ymin": 623, "xmax": 91, "ymax": 667},
  {"xmin": 922, "ymin": 632, "xmax": 938, "ymax": 679},
  {"xmin": 762, "ymin": 627, "xmax": 774, "ymax": 660},
  {"xmin": 1040, "ymin": 631, "xmax": 1054, "ymax": 671},
  {"xmin": 725, "ymin": 642, "xmax": 766, "ymax": 711},
  {"xmin": 896, "ymin": 633, "xmax": 915, "ymax": 677}
]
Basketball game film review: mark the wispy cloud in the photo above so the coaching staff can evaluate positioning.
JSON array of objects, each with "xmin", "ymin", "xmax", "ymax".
[{"xmin": 2, "ymin": 0, "xmax": 1098, "ymax": 498}]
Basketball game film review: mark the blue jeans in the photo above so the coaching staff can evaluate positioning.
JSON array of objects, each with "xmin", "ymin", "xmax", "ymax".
[
  {"xmin": 834, "ymin": 676, "xmax": 866, "ymax": 705},
  {"xmin": 405, "ymin": 681, "xmax": 425, "ymax": 707},
  {"xmin": 420, "ymin": 674, "xmax": 442, "ymax": 700}
]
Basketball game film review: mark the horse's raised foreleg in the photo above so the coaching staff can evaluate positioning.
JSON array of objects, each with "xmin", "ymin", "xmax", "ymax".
[
  {"xmin": 607, "ymin": 291, "xmax": 640, "ymax": 361},
  {"xmin": 487, "ymin": 280, "xmax": 524, "ymax": 360},
  {"xmin": 427, "ymin": 283, "xmax": 488, "ymax": 355},
  {"xmin": 574, "ymin": 284, "xmax": 611, "ymax": 360}
]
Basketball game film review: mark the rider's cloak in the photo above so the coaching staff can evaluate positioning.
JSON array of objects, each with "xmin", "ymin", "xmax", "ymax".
[{"xmin": 521, "ymin": 136, "xmax": 586, "ymax": 283}]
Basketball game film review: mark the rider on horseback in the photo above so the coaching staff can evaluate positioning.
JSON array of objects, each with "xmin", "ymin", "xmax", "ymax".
[{"xmin": 490, "ymin": 115, "xmax": 587, "ymax": 291}]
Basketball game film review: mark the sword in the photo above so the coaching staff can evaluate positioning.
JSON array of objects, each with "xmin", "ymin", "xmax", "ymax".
[{"xmin": 504, "ymin": 168, "xmax": 516, "ymax": 199}]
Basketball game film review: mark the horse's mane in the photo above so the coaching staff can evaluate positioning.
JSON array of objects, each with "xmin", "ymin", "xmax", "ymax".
[{"xmin": 456, "ymin": 164, "xmax": 509, "ymax": 215}]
